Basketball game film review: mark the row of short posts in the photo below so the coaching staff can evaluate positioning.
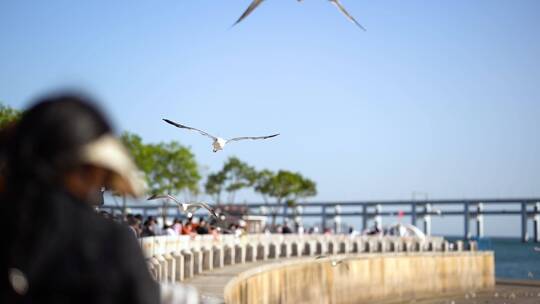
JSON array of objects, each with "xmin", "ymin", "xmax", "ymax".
[{"xmin": 141, "ymin": 235, "xmax": 478, "ymax": 284}]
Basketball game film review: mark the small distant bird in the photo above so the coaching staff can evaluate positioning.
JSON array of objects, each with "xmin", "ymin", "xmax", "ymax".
[
  {"xmin": 234, "ymin": 0, "xmax": 366, "ymax": 31},
  {"xmin": 147, "ymin": 194, "xmax": 218, "ymax": 217},
  {"xmin": 163, "ymin": 119, "xmax": 279, "ymax": 153},
  {"xmin": 534, "ymin": 247, "xmax": 540, "ymax": 252},
  {"xmin": 315, "ymin": 256, "xmax": 349, "ymax": 269},
  {"xmin": 528, "ymin": 271, "xmax": 534, "ymax": 279}
]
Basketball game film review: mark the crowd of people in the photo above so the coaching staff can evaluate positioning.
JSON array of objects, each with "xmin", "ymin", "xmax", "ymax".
[
  {"xmin": 99, "ymin": 211, "xmax": 251, "ymax": 239},
  {"xmin": 127, "ymin": 215, "xmax": 219, "ymax": 238}
]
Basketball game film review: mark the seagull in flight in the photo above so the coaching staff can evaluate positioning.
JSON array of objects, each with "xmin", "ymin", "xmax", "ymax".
[
  {"xmin": 315, "ymin": 255, "xmax": 350, "ymax": 269},
  {"xmin": 163, "ymin": 119, "xmax": 279, "ymax": 153},
  {"xmin": 147, "ymin": 194, "xmax": 218, "ymax": 218},
  {"xmin": 233, "ymin": 0, "xmax": 366, "ymax": 31}
]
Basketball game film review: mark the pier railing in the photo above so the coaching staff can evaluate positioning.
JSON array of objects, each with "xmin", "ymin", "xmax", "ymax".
[
  {"xmin": 102, "ymin": 198, "xmax": 540, "ymax": 242},
  {"xmin": 140, "ymin": 234, "xmax": 472, "ymax": 284}
]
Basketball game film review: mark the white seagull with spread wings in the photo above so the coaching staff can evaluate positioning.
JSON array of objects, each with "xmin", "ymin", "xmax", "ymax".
[
  {"xmin": 147, "ymin": 194, "xmax": 218, "ymax": 218},
  {"xmin": 163, "ymin": 119, "xmax": 279, "ymax": 153},
  {"xmin": 234, "ymin": 0, "xmax": 366, "ymax": 31}
]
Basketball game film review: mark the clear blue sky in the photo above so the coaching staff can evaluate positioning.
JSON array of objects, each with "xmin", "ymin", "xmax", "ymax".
[{"xmin": 1, "ymin": 1, "xmax": 539, "ymax": 235}]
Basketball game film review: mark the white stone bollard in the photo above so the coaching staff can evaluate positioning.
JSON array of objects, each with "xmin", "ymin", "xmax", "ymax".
[
  {"xmin": 213, "ymin": 246, "xmax": 224, "ymax": 269},
  {"xmin": 315, "ymin": 241, "xmax": 324, "ymax": 255},
  {"xmin": 172, "ymin": 252, "xmax": 184, "ymax": 282},
  {"xmin": 224, "ymin": 245, "xmax": 235, "ymax": 265},
  {"xmin": 192, "ymin": 249, "xmax": 203, "ymax": 275},
  {"xmin": 281, "ymin": 242, "xmax": 291, "ymax": 258},
  {"xmin": 455, "ymin": 241, "xmax": 464, "ymax": 252},
  {"xmin": 246, "ymin": 244, "xmax": 257, "ymax": 262},
  {"xmin": 256, "ymin": 243, "xmax": 267, "ymax": 261},
  {"xmin": 181, "ymin": 250, "xmax": 194, "ymax": 279},
  {"xmin": 202, "ymin": 247, "xmax": 213, "ymax": 271},
  {"xmin": 164, "ymin": 253, "xmax": 176, "ymax": 283},
  {"xmin": 235, "ymin": 244, "xmax": 246, "ymax": 264},
  {"xmin": 268, "ymin": 242, "xmax": 278, "ymax": 259}
]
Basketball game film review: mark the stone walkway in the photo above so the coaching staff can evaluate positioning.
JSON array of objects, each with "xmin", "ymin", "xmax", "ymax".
[
  {"xmin": 184, "ymin": 259, "xmax": 295, "ymax": 304},
  {"xmin": 185, "ymin": 260, "xmax": 540, "ymax": 304}
]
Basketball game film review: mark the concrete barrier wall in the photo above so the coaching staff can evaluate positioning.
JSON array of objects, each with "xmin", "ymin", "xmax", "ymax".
[
  {"xmin": 139, "ymin": 234, "xmax": 452, "ymax": 283},
  {"xmin": 223, "ymin": 252, "xmax": 494, "ymax": 304}
]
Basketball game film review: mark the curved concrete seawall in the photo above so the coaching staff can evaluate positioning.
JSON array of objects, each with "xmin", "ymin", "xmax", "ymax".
[{"xmin": 224, "ymin": 252, "xmax": 494, "ymax": 304}]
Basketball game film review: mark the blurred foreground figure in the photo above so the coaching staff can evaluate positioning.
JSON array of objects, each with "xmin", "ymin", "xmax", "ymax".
[{"xmin": 0, "ymin": 94, "xmax": 159, "ymax": 303}]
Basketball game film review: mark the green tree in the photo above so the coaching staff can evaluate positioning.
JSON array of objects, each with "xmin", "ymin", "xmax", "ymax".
[
  {"xmin": 122, "ymin": 132, "xmax": 201, "ymax": 195},
  {"xmin": 255, "ymin": 169, "xmax": 317, "ymax": 226},
  {"xmin": 121, "ymin": 132, "xmax": 201, "ymax": 221},
  {"xmin": 254, "ymin": 169, "xmax": 274, "ymax": 204},
  {"xmin": 204, "ymin": 156, "xmax": 256, "ymax": 204},
  {"xmin": 0, "ymin": 103, "xmax": 21, "ymax": 129},
  {"xmin": 205, "ymin": 171, "xmax": 226, "ymax": 204},
  {"xmin": 151, "ymin": 141, "xmax": 200, "ymax": 195}
]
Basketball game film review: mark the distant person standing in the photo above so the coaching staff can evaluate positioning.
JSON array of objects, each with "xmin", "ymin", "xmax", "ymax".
[{"xmin": 0, "ymin": 94, "xmax": 159, "ymax": 303}]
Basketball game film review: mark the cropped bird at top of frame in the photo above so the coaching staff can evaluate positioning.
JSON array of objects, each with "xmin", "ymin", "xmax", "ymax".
[{"xmin": 233, "ymin": 0, "xmax": 366, "ymax": 31}]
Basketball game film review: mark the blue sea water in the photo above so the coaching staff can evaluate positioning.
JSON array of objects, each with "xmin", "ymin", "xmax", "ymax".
[{"xmin": 449, "ymin": 237, "xmax": 540, "ymax": 280}]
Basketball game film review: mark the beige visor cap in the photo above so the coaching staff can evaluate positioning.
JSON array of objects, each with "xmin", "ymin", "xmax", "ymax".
[{"xmin": 79, "ymin": 134, "xmax": 146, "ymax": 197}]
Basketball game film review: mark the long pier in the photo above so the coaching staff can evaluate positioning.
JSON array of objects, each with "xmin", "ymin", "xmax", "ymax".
[{"xmin": 101, "ymin": 198, "xmax": 540, "ymax": 242}]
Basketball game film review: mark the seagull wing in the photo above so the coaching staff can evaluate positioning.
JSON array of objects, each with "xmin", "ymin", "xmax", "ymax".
[
  {"xmin": 191, "ymin": 202, "xmax": 218, "ymax": 218},
  {"xmin": 163, "ymin": 119, "xmax": 217, "ymax": 140},
  {"xmin": 329, "ymin": 0, "xmax": 366, "ymax": 31},
  {"xmin": 234, "ymin": 0, "xmax": 265, "ymax": 26},
  {"xmin": 147, "ymin": 194, "xmax": 181, "ymax": 205},
  {"xmin": 226, "ymin": 133, "xmax": 280, "ymax": 143}
]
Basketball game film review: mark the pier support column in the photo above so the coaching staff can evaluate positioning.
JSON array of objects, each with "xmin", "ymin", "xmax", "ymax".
[
  {"xmin": 362, "ymin": 204, "xmax": 368, "ymax": 231},
  {"xmin": 411, "ymin": 202, "xmax": 417, "ymax": 227},
  {"xmin": 522, "ymin": 201, "xmax": 529, "ymax": 243},
  {"xmin": 534, "ymin": 202, "xmax": 540, "ymax": 243},
  {"xmin": 322, "ymin": 205, "xmax": 328, "ymax": 232},
  {"xmin": 334, "ymin": 205, "xmax": 342, "ymax": 234},
  {"xmin": 374, "ymin": 205, "xmax": 382, "ymax": 231},
  {"xmin": 423, "ymin": 204, "xmax": 432, "ymax": 236},
  {"xmin": 464, "ymin": 202, "xmax": 470, "ymax": 240},
  {"xmin": 476, "ymin": 203, "xmax": 484, "ymax": 238}
]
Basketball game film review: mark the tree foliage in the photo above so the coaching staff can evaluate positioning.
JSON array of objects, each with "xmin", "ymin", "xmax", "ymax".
[
  {"xmin": 253, "ymin": 169, "xmax": 317, "ymax": 226},
  {"xmin": 204, "ymin": 156, "xmax": 256, "ymax": 204},
  {"xmin": 0, "ymin": 103, "xmax": 21, "ymax": 129},
  {"xmin": 256, "ymin": 170, "xmax": 317, "ymax": 206},
  {"xmin": 121, "ymin": 132, "xmax": 201, "ymax": 196}
]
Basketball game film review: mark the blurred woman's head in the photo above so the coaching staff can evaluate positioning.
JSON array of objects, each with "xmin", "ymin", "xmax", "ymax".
[{"xmin": 3, "ymin": 93, "xmax": 143, "ymax": 204}]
